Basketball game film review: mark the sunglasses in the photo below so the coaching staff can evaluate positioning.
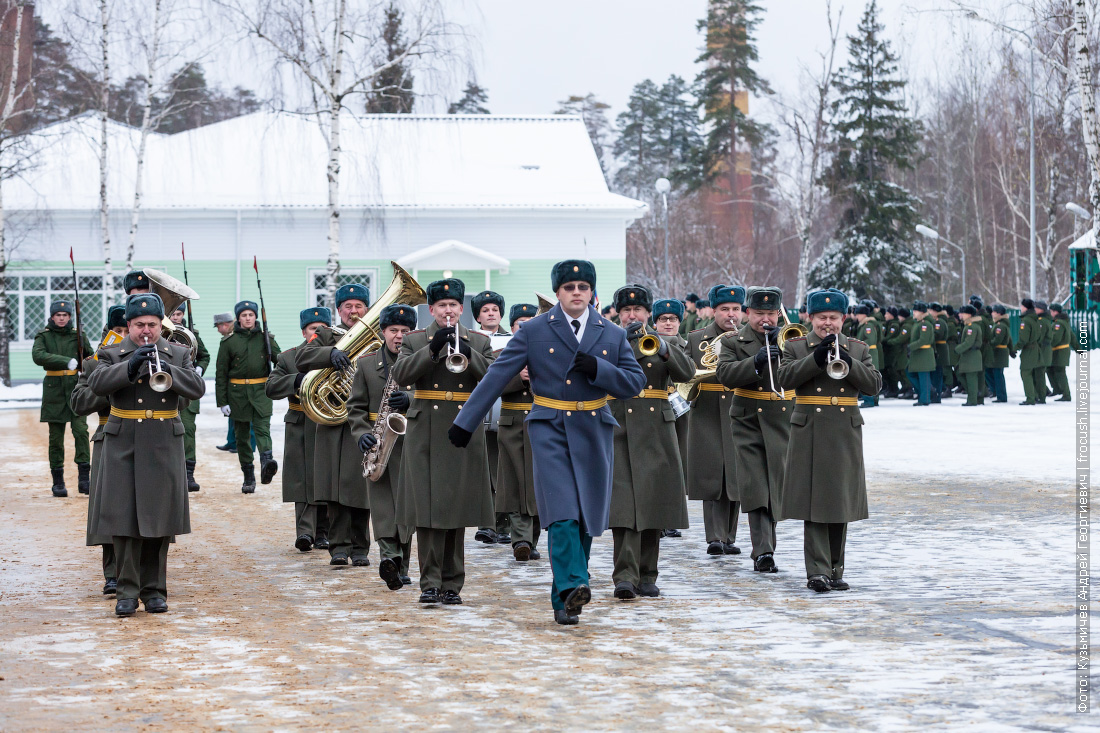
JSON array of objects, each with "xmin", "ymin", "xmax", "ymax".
[{"xmin": 561, "ymin": 283, "xmax": 591, "ymax": 293}]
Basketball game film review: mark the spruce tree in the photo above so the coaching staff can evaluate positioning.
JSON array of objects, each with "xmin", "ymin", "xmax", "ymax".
[
  {"xmin": 613, "ymin": 79, "xmax": 662, "ymax": 199},
  {"xmin": 657, "ymin": 75, "xmax": 704, "ymax": 189},
  {"xmin": 366, "ymin": 2, "xmax": 415, "ymax": 114},
  {"xmin": 448, "ymin": 82, "xmax": 490, "ymax": 114},
  {"xmin": 555, "ymin": 93, "xmax": 613, "ymax": 177},
  {"xmin": 812, "ymin": 0, "xmax": 925, "ymax": 301}
]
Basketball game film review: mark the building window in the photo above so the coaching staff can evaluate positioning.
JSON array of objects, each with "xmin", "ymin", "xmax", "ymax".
[
  {"xmin": 308, "ymin": 268, "xmax": 378, "ymax": 307},
  {"xmin": 4, "ymin": 271, "xmax": 125, "ymax": 344}
]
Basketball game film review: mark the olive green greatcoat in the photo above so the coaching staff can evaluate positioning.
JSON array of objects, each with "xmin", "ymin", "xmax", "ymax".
[
  {"xmin": 1051, "ymin": 314, "xmax": 1072, "ymax": 367},
  {"xmin": 186, "ymin": 332, "xmax": 211, "ymax": 416},
  {"xmin": 933, "ymin": 316, "xmax": 951, "ymax": 371},
  {"xmin": 668, "ymin": 333, "xmax": 691, "ymax": 472},
  {"xmin": 907, "ymin": 316, "xmax": 937, "ymax": 372},
  {"xmin": 989, "ymin": 320, "xmax": 1015, "ymax": 367},
  {"xmin": 215, "ymin": 324, "xmax": 281, "ymax": 421},
  {"xmin": 684, "ymin": 322, "xmax": 739, "ymax": 502},
  {"xmin": 347, "ymin": 347, "xmax": 413, "ymax": 544},
  {"xmin": 976, "ymin": 315, "xmax": 995, "ymax": 368},
  {"xmin": 946, "ymin": 317, "xmax": 961, "ymax": 367},
  {"xmin": 882, "ymin": 319, "xmax": 900, "ymax": 368},
  {"xmin": 777, "ymin": 333, "xmax": 881, "ymax": 523},
  {"xmin": 266, "ymin": 342, "xmax": 316, "ymax": 504},
  {"xmin": 392, "ymin": 321, "xmax": 496, "ymax": 529},
  {"xmin": 71, "ymin": 356, "xmax": 112, "ymax": 546},
  {"xmin": 293, "ymin": 326, "xmax": 368, "ymax": 509},
  {"xmin": 1036, "ymin": 314, "xmax": 1053, "ymax": 368},
  {"xmin": 32, "ymin": 322, "xmax": 93, "ymax": 423},
  {"xmin": 87, "ymin": 338, "xmax": 206, "ymax": 538},
  {"xmin": 1017, "ymin": 311, "xmax": 1040, "ymax": 369},
  {"xmin": 858, "ymin": 318, "xmax": 883, "ymax": 370},
  {"xmin": 679, "ymin": 310, "xmax": 701, "ymax": 337},
  {"xmin": 955, "ymin": 320, "xmax": 984, "ymax": 373},
  {"xmin": 716, "ymin": 324, "xmax": 793, "ymax": 516},
  {"xmin": 887, "ymin": 319, "xmax": 912, "ymax": 373},
  {"xmin": 495, "ymin": 373, "xmax": 538, "ymax": 516},
  {"xmin": 608, "ymin": 334, "xmax": 694, "ymax": 531}
]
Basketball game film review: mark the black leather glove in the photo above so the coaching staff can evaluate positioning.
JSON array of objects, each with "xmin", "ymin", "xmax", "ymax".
[
  {"xmin": 294, "ymin": 372, "xmax": 306, "ymax": 390},
  {"xmin": 813, "ymin": 334, "xmax": 837, "ymax": 369},
  {"xmin": 126, "ymin": 345, "xmax": 157, "ymax": 381},
  {"xmin": 448, "ymin": 423, "xmax": 472, "ymax": 448},
  {"xmin": 838, "ymin": 346, "xmax": 852, "ymax": 366},
  {"xmin": 573, "ymin": 351, "xmax": 599, "ymax": 378},
  {"xmin": 458, "ymin": 338, "xmax": 471, "ymax": 357},
  {"xmin": 754, "ymin": 345, "xmax": 780, "ymax": 372},
  {"xmin": 358, "ymin": 433, "xmax": 378, "ymax": 453},
  {"xmin": 765, "ymin": 325, "xmax": 781, "ymax": 341},
  {"xmin": 388, "ymin": 390, "xmax": 410, "ymax": 412},
  {"xmin": 430, "ymin": 327, "xmax": 455, "ymax": 357},
  {"xmin": 625, "ymin": 321, "xmax": 644, "ymax": 341},
  {"xmin": 330, "ymin": 348, "xmax": 352, "ymax": 370},
  {"xmin": 655, "ymin": 335, "xmax": 670, "ymax": 359}
]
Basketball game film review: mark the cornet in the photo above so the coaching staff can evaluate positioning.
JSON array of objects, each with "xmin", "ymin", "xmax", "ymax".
[
  {"xmin": 444, "ymin": 316, "xmax": 468, "ymax": 374},
  {"xmin": 825, "ymin": 334, "xmax": 849, "ymax": 380},
  {"xmin": 144, "ymin": 337, "xmax": 173, "ymax": 392}
]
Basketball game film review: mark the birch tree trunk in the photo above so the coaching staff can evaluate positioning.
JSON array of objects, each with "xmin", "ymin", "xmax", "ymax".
[
  {"xmin": 1073, "ymin": 0, "xmax": 1100, "ymax": 238},
  {"xmin": 126, "ymin": 0, "xmax": 162, "ymax": 273},
  {"xmin": 98, "ymin": 0, "xmax": 113, "ymax": 292},
  {"xmin": 323, "ymin": 0, "xmax": 347, "ymax": 308},
  {"xmin": 0, "ymin": 2, "xmax": 26, "ymax": 386}
]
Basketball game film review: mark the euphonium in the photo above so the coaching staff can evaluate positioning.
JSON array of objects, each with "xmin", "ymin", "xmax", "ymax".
[{"xmin": 300, "ymin": 262, "xmax": 426, "ymax": 426}]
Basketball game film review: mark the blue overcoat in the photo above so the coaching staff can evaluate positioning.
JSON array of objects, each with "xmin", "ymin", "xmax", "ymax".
[{"xmin": 454, "ymin": 304, "xmax": 646, "ymax": 536}]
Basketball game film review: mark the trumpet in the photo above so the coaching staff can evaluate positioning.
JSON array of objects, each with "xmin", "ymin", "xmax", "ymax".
[
  {"xmin": 444, "ymin": 316, "xmax": 468, "ymax": 373},
  {"xmin": 825, "ymin": 333, "xmax": 849, "ymax": 380},
  {"xmin": 637, "ymin": 324, "xmax": 662, "ymax": 356},
  {"xmin": 144, "ymin": 336, "xmax": 173, "ymax": 392},
  {"xmin": 763, "ymin": 327, "xmax": 784, "ymax": 399}
]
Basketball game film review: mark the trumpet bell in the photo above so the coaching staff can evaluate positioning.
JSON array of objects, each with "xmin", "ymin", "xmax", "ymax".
[
  {"xmin": 149, "ymin": 369, "xmax": 173, "ymax": 393},
  {"xmin": 445, "ymin": 352, "xmax": 469, "ymax": 374},
  {"xmin": 826, "ymin": 359, "xmax": 849, "ymax": 379},
  {"xmin": 638, "ymin": 333, "xmax": 661, "ymax": 356}
]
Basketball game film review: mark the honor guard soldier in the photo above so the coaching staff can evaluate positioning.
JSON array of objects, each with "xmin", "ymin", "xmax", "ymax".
[
  {"xmin": 392, "ymin": 278, "xmax": 497, "ymax": 605},
  {"xmin": 216, "ymin": 300, "xmax": 280, "ymax": 492},
  {"xmin": 685, "ymin": 284, "xmax": 745, "ymax": 557},
  {"xmin": 1017, "ymin": 299, "xmax": 1040, "ymax": 405},
  {"xmin": 907, "ymin": 302, "xmax": 938, "ymax": 405},
  {"xmin": 267, "ymin": 307, "xmax": 333, "ymax": 553},
  {"xmin": 987, "ymin": 305, "xmax": 1014, "ymax": 402},
  {"xmin": 70, "ymin": 305, "xmax": 127, "ymax": 595},
  {"xmin": 492, "ymin": 303, "xmax": 543, "ymax": 562},
  {"xmin": 1047, "ymin": 303, "xmax": 1072, "ymax": 401},
  {"xmin": 777, "ymin": 289, "xmax": 881, "ymax": 592},
  {"xmin": 891, "ymin": 307, "xmax": 915, "ymax": 399},
  {"xmin": 715, "ymin": 286, "xmax": 792, "ymax": 572},
  {"xmin": 33, "ymin": 298, "xmax": 93, "ymax": 497},
  {"xmin": 881, "ymin": 308, "xmax": 900, "ymax": 397},
  {"xmin": 930, "ymin": 303, "xmax": 951, "ymax": 398},
  {"xmin": 348, "ymin": 304, "xmax": 418, "ymax": 589},
  {"xmin": 450, "ymin": 260, "xmax": 646, "ymax": 625},
  {"xmin": 212, "ymin": 312, "xmax": 252, "ymax": 453},
  {"xmin": 123, "ymin": 270, "xmax": 150, "ymax": 295},
  {"xmin": 853, "ymin": 305, "xmax": 881, "ymax": 407},
  {"xmin": 470, "ymin": 289, "xmax": 512, "ymax": 546},
  {"xmin": 679, "ymin": 293, "xmax": 701, "ymax": 336},
  {"xmin": 652, "ymin": 297, "xmax": 689, "ymax": 538},
  {"xmin": 1034, "ymin": 301, "xmax": 1053, "ymax": 403},
  {"xmin": 294, "ymin": 284, "xmax": 372, "ymax": 566},
  {"xmin": 170, "ymin": 303, "xmax": 209, "ymax": 491},
  {"xmin": 607, "ymin": 285, "xmax": 693, "ymax": 599},
  {"xmin": 695, "ymin": 299, "xmax": 714, "ymax": 329},
  {"xmin": 87, "ymin": 293, "xmax": 206, "ymax": 616},
  {"xmin": 955, "ymin": 306, "xmax": 985, "ymax": 406}
]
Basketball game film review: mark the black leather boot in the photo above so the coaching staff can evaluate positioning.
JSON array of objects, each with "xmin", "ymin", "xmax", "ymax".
[
  {"xmin": 50, "ymin": 467, "xmax": 66, "ymax": 498},
  {"xmin": 259, "ymin": 450, "xmax": 278, "ymax": 485},
  {"xmin": 241, "ymin": 464, "xmax": 256, "ymax": 494},
  {"xmin": 77, "ymin": 462, "xmax": 91, "ymax": 494},
  {"xmin": 185, "ymin": 459, "xmax": 200, "ymax": 492}
]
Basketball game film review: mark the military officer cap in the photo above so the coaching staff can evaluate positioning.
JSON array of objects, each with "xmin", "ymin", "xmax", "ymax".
[
  {"xmin": 970, "ymin": 295, "xmax": 984, "ymax": 309},
  {"xmin": 174, "ymin": 303, "xmax": 186, "ymax": 314},
  {"xmin": 685, "ymin": 292, "xmax": 700, "ymax": 303},
  {"xmin": 798, "ymin": 304, "xmax": 807, "ymax": 314},
  {"xmin": 944, "ymin": 304, "xmax": 955, "ymax": 316},
  {"xmin": 235, "ymin": 300, "xmax": 258, "ymax": 318},
  {"xmin": 300, "ymin": 306, "xmax": 332, "ymax": 330},
  {"xmin": 551, "ymin": 259, "xmax": 597, "ymax": 292},
  {"xmin": 509, "ymin": 303, "xmax": 537, "ymax": 326},
  {"xmin": 613, "ymin": 284, "xmax": 652, "ymax": 312},
  {"xmin": 708, "ymin": 284, "xmax": 745, "ymax": 307},
  {"xmin": 854, "ymin": 304, "xmax": 871, "ymax": 316},
  {"xmin": 991, "ymin": 304, "xmax": 1007, "ymax": 315},
  {"xmin": 124, "ymin": 292, "xmax": 165, "ymax": 320},
  {"xmin": 745, "ymin": 286, "xmax": 781, "ymax": 310},
  {"xmin": 912, "ymin": 300, "xmax": 928, "ymax": 312},
  {"xmin": 49, "ymin": 300, "xmax": 73, "ymax": 316},
  {"xmin": 123, "ymin": 270, "xmax": 148, "ymax": 294},
  {"xmin": 106, "ymin": 304, "xmax": 127, "ymax": 330},
  {"xmin": 696, "ymin": 298, "xmax": 711, "ymax": 309},
  {"xmin": 807, "ymin": 288, "xmax": 848, "ymax": 315},
  {"xmin": 426, "ymin": 278, "xmax": 464, "ymax": 305},
  {"xmin": 1021, "ymin": 298, "xmax": 1034, "ymax": 310},
  {"xmin": 929, "ymin": 302, "xmax": 943, "ymax": 312},
  {"xmin": 379, "ymin": 304, "xmax": 417, "ymax": 330},
  {"xmin": 652, "ymin": 298, "xmax": 685, "ymax": 321},
  {"xmin": 471, "ymin": 290, "xmax": 505, "ymax": 319},
  {"xmin": 213, "ymin": 312, "xmax": 233, "ymax": 325},
  {"xmin": 863, "ymin": 298, "xmax": 878, "ymax": 310},
  {"xmin": 1050, "ymin": 303, "xmax": 1064, "ymax": 313},
  {"xmin": 898, "ymin": 307, "xmax": 911, "ymax": 318},
  {"xmin": 1034, "ymin": 300, "xmax": 1048, "ymax": 311},
  {"xmin": 886, "ymin": 306, "xmax": 899, "ymax": 317},
  {"xmin": 335, "ymin": 283, "xmax": 369, "ymax": 309},
  {"xmin": 959, "ymin": 305, "xmax": 977, "ymax": 316}
]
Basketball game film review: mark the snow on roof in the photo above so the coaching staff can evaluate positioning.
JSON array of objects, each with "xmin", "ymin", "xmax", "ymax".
[
  {"xmin": 6, "ymin": 111, "xmax": 647, "ymax": 214},
  {"xmin": 1070, "ymin": 229, "xmax": 1097, "ymax": 250}
]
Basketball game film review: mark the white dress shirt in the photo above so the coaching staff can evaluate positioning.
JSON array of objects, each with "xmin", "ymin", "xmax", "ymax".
[{"xmin": 568, "ymin": 306, "xmax": 591, "ymax": 343}]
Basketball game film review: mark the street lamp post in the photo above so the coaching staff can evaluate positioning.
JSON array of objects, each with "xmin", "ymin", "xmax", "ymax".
[
  {"xmin": 916, "ymin": 225, "xmax": 966, "ymax": 304},
  {"xmin": 655, "ymin": 177, "xmax": 672, "ymax": 296}
]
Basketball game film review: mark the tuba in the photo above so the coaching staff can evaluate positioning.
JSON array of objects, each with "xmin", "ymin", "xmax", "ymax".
[
  {"xmin": 300, "ymin": 262, "xmax": 426, "ymax": 426},
  {"xmin": 534, "ymin": 291, "xmax": 555, "ymax": 315},
  {"xmin": 143, "ymin": 268, "xmax": 200, "ymax": 360}
]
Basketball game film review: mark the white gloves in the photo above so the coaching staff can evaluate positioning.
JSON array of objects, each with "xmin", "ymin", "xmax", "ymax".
[
  {"xmin": 220, "ymin": 405, "xmax": 231, "ymax": 417},
  {"xmin": 67, "ymin": 358, "xmax": 78, "ymax": 370},
  {"xmin": 194, "ymin": 365, "xmax": 203, "ymax": 377}
]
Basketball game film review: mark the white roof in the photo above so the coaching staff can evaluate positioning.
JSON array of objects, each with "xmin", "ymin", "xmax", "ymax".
[
  {"xmin": 1070, "ymin": 230, "xmax": 1097, "ymax": 250},
  {"xmin": 7, "ymin": 111, "xmax": 646, "ymax": 214}
]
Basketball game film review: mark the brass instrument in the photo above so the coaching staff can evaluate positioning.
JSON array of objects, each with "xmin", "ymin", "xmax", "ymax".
[
  {"xmin": 763, "ymin": 327, "xmax": 784, "ymax": 399},
  {"xmin": 444, "ymin": 315, "xmax": 469, "ymax": 373},
  {"xmin": 535, "ymin": 291, "xmax": 555, "ymax": 315},
  {"xmin": 362, "ymin": 370, "xmax": 406, "ymax": 481},
  {"xmin": 144, "ymin": 336, "xmax": 173, "ymax": 392},
  {"xmin": 776, "ymin": 307, "xmax": 809, "ymax": 348},
  {"xmin": 143, "ymin": 268, "xmax": 200, "ymax": 360},
  {"xmin": 637, "ymin": 323, "xmax": 661, "ymax": 356},
  {"xmin": 826, "ymin": 333, "xmax": 849, "ymax": 380},
  {"xmin": 675, "ymin": 333, "xmax": 727, "ymax": 402},
  {"xmin": 300, "ymin": 262, "xmax": 426, "ymax": 426}
]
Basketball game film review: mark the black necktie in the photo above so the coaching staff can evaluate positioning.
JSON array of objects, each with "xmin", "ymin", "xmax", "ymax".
[{"xmin": 572, "ymin": 319, "xmax": 581, "ymax": 335}]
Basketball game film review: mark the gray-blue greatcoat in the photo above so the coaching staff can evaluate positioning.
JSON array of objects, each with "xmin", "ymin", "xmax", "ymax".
[{"xmin": 454, "ymin": 303, "xmax": 646, "ymax": 537}]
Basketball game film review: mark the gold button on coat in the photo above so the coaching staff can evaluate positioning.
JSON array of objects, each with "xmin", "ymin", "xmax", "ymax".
[
  {"xmin": 145, "ymin": 409, "xmax": 153, "ymax": 418},
  {"xmin": 445, "ymin": 391, "xmax": 454, "ymax": 401},
  {"xmin": 830, "ymin": 396, "xmax": 838, "ymax": 405}
]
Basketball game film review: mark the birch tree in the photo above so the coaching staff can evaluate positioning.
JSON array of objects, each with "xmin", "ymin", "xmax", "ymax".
[
  {"xmin": 218, "ymin": 0, "xmax": 461, "ymax": 305},
  {"xmin": 1071, "ymin": 0, "xmax": 1100, "ymax": 237}
]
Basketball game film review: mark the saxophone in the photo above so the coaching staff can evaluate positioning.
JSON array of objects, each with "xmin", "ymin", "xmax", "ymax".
[{"xmin": 362, "ymin": 371, "xmax": 406, "ymax": 481}]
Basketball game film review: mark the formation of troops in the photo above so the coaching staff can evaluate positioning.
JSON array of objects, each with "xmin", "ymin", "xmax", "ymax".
[{"xmin": 30, "ymin": 260, "xmax": 1072, "ymax": 624}]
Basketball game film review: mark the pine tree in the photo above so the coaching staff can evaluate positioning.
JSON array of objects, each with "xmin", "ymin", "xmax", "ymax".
[
  {"xmin": 555, "ymin": 93, "xmax": 612, "ymax": 177},
  {"xmin": 448, "ymin": 81, "xmax": 490, "ymax": 114},
  {"xmin": 811, "ymin": 0, "xmax": 925, "ymax": 301},
  {"xmin": 613, "ymin": 79, "xmax": 662, "ymax": 199},
  {"xmin": 365, "ymin": 2, "xmax": 415, "ymax": 114}
]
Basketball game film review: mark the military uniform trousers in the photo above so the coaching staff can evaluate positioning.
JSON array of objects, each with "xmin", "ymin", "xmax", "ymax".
[
  {"xmin": 548, "ymin": 520, "xmax": 592, "ymax": 612},
  {"xmin": 377, "ymin": 534, "xmax": 412, "ymax": 577},
  {"xmin": 1048, "ymin": 366, "xmax": 1071, "ymax": 399},
  {"xmin": 113, "ymin": 536, "xmax": 170, "ymax": 602},
  {"xmin": 416, "ymin": 527, "xmax": 465, "ymax": 593},
  {"xmin": 233, "ymin": 418, "xmax": 271, "ymax": 467},
  {"xmin": 703, "ymin": 494, "xmax": 739, "ymax": 545},
  {"xmin": 295, "ymin": 502, "xmax": 330, "ymax": 543},
  {"xmin": 612, "ymin": 528, "xmax": 660, "ymax": 586},
  {"xmin": 48, "ymin": 419, "xmax": 90, "ymax": 469},
  {"xmin": 89, "ymin": 432, "xmax": 115, "ymax": 581},
  {"xmin": 985, "ymin": 368, "xmax": 1007, "ymax": 402},
  {"xmin": 181, "ymin": 410, "xmax": 197, "ymax": 461},
  {"xmin": 509, "ymin": 512, "xmax": 540, "ymax": 549},
  {"xmin": 746, "ymin": 507, "xmax": 777, "ymax": 559},
  {"xmin": 1020, "ymin": 364, "xmax": 1040, "ymax": 404},
  {"xmin": 328, "ymin": 504, "xmax": 370, "ymax": 559},
  {"xmin": 804, "ymin": 521, "xmax": 846, "ymax": 581},
  {"xmin": 962, "ymin": 371, "xmax": 985, "ymax": 405}
]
